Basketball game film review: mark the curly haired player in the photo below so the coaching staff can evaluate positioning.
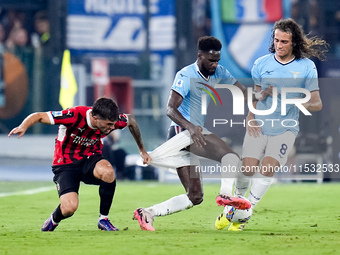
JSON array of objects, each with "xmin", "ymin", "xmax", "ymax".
[{"xmin": 215, "ymin": 18, "xmax": 328, "ymax": 231}]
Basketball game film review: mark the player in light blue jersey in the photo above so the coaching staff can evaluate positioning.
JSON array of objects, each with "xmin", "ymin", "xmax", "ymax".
[
  {"xmin": 169, "ymin": 59, "xmax": 237, "ymax": 129},
  {"xmin": 133, "ymin": 36, "xmax": 263, "ymax": 231},
  {"xmin": 215, "ymin": 18, "xmax": 328, "ymax": 231},
  {"xmin": 252, "ymin": 53, "xmax": 319, "ymax": 136}
]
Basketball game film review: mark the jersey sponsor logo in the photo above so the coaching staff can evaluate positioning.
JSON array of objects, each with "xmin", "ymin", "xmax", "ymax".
[
  {"xmin": 70, "ymin": 133, "xmax": 99, "ymax": 147},
  {"xmin": 78, "ymin": 127, "xmax": 85, "ymax": 133},
  {"xmin": 290, "ymin": 71, "xmax": 301, "ymax": 79},
  {"xmin": 264, "ymin": 70, "xmax": 274, "ymax": 75},
  {"xmin": 52, "ymin": 111, "xmax": 63, "ymax": 117}
]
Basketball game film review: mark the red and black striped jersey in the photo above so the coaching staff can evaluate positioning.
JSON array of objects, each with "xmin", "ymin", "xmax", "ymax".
[{"xmin": 47, "ymin": 106, "xmax": 128, "ymax": 166}]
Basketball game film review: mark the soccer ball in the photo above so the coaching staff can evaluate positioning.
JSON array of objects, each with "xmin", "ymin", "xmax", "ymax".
[{"xmin": 225, "ymin": 205, "xmax": 253, "ymax": 223}]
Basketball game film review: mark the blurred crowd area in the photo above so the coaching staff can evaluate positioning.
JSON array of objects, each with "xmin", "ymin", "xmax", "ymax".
[
  {"xmin": 0, "ymin": 0, "xmax": 210, "ymax": 59},
  {"xmin": 0, "ymin": 4, "xmax": 62, "ymax": 135},
  {"xmin": 290, "ymin": 0, "xmax": 340, "ymax": 56},
  {"xmin": 2, "ymin": 0, "xmax": 339, "ymax": 57},
  {"xmin": 0, "ymin": 0, "xmax": 340, "ymax": 67},
  {"xmin": 0, "ymin": 9, "xmax": 50, "ymax": 57}
]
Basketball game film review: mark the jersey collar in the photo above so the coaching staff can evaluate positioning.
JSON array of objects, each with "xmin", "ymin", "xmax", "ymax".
[
  {"xmin": 274, "ymin": 54, "xmax": 295, "ymax": 65},
  {"xmin": 86, "ymin": 109, "xmax": 97, "ymax": 129},
  {"xmin": 195, "ymin": 61, "xmax": 210, "ymax": 82}
]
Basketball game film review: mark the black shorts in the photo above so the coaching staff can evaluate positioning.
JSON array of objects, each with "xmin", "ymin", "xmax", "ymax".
[{"xmin": 52, "ymin": 154, "xmax": 105, "ymax": 197}]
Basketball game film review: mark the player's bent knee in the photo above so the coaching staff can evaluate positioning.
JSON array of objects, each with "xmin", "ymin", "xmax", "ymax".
[
  {"xmin": 94, "ymin": 159, "xmax": 116, "ymax": 183},
  {"xmin": 98, "ymin": 168, "xmax": 115, "ymax": 183},
  {"xmin": 103, "ymin": 169, "xmax": 115, "ymax": 183},
  {"xmin": 188, "ymin": 193, "xmax": 204, "ymax": 205}
]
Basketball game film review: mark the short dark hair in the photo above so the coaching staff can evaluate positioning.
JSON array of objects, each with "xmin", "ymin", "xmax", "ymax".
[
  {"xmin": 92, "ymin": 97, "xmax": 119, "ymax": 121},
  {"xmin": 269, "ymin": 18, "xmax": 328, "ymax": 60},
  {"xmin": 197, "ymin": 36, "xmax": 222, "ymax": 52},
  {"xmin": 34, "ymin": 10, "xmax": 48, "ymax": 22}
]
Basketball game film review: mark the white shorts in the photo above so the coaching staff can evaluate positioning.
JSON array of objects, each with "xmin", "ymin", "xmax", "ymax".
[{"xmin": 241, "ymin": 131, "xmax": 296, "ymax": 166}]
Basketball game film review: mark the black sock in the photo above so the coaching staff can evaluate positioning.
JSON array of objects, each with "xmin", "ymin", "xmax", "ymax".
[
  {"xmin": 99, "ymin": 180, "xmax": 116, "ymax": 216},
  {"xmin": 52, "ymin": 204, "xmax": 72, "ymax": 223}
]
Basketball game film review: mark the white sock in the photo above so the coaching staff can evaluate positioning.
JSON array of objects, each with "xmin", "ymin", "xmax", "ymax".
[
  {"xmin": 247, "ymin": 173, "xmax": 273, "ymax": 208},
  {"xmin": 145, "ymin": 194, "xmax": 194, "ymax": 217},
  {"xmin": 234, "ymin": 170, "xmax": 252, "ymax": 197},
  {"xmin": 99, "ymin": 214, "xmax": 109, "ymax": 220},
  {"xmin": 219, "ymin": 154, "xmax": 240, "ymax": 196}
]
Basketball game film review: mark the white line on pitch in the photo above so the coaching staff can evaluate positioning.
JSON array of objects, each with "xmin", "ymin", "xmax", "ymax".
[{"xmin": 0, "ymin": 186, "xmax": 55, "ymax": 198}]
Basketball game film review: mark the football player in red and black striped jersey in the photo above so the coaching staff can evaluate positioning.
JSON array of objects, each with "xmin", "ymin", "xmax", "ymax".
[{"xmin": 9, "ymin": 97, "xmax": 151, "ymax": 231}]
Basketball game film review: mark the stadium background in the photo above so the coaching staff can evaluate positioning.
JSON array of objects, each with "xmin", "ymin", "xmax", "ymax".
[{"xmin": 0, "ymin": 0, "xmax": 340, "ymax": 182}]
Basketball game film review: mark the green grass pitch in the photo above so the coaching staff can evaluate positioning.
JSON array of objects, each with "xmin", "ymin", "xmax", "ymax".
[{"xmin": 1, "ymin": 181, "xmax": 340, "ymax": 255}]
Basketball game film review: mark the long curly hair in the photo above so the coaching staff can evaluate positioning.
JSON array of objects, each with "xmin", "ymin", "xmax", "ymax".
[{"xmin": 269, "ymin": 18, "xmax": 328, "ymax": 60}]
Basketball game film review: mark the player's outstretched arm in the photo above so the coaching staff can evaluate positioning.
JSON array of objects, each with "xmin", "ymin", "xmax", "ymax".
[
  {"xmin": 126, "ymin": 114, "xmax": 152, "ymax": 165},
  {"xmin": 8, "ymin": 112, "xmax": 51, "ymax": 138}
]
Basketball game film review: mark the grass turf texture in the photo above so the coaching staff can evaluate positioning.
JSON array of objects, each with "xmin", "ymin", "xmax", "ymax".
[{"xmin": 1, "ymin": 181, "xmax": 340, "ymax": 255}]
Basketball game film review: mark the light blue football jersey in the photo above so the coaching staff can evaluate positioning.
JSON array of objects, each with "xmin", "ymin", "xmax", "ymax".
[
  {"xmin": 252, "ymin": 53, "xmax": 319, "ymax": 136},
  {"xmin": 170, "ymin": 62, "xmax": 237, "ymax": 128}
]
